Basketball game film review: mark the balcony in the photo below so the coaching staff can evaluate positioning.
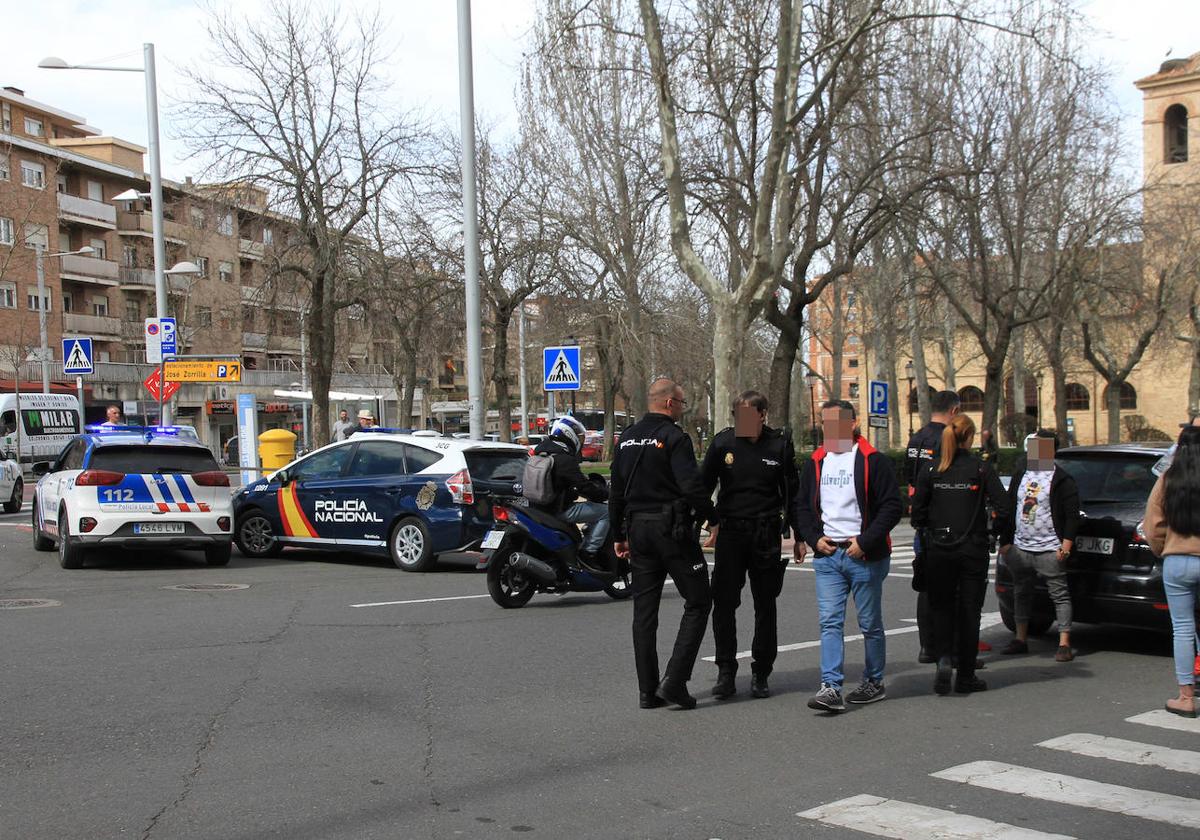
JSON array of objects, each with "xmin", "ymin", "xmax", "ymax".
[
  {"xmin": 64, "ymin": 312, "xmax": 121, "ymax": 337},
  {"xmin": 59, "ymin": 254, "xmax": 119, "ymax": 284},
  {"xmin": 243, "ymin": 331, "xmax": 268, "ymax": 349},
  {"xmin": 115, "ymin": 211, "xmax": 189, "ymax": 245},
  {"xmin": 57, "ymin": 193, "xmax": 116, "ymax": 229},
  {"xmin": 119, "ymin": 266, "xmax": 191, "ymax": 292},
  {"xmin": 239, "ymin": 238, "xmax": 265, "ymax": 260}
]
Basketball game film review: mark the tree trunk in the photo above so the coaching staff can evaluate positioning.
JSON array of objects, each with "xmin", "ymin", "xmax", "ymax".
[
  {"xmin": 491, "ymin": 310, "xmax": 513, "ymax": 443},
  {"xmin": 308, "ymin": 268, "xmax": 336, "ymax": 445},
  {"xmin": 1105, "ymin": 381, "xmax": 1123, "ymax": 443},
  {"xmin": 1047, "ymin": 324, "xmax": 1069, "ymax": 446},
  {"xmin": 940, "ymin": 301, "xmax": 956, "ymax": 390},
  {"xmin": 400, "ymin": 341, "xmax": 419, "ymax": 429},
  {"xmin": 768, "ymin": 323, "xmax": 801, "ymax": 424},
  {"xmin": 1187, "ymin": 338, "xmax": 1200, "ymax": 418},
  {"xmin": 906, "ymin": 275, "xmax": 931, "ymax": 433},
  {"xmin": 711, "ymin": 299, "xmax": 749, "ymax": 414},
  {"xmin": 982, "ymin": 355, "xmax": 1005, "ymax": 442},
  {"xmin": 1012, "ymin": 326, "xmax": 1026, "ymax": 415}
]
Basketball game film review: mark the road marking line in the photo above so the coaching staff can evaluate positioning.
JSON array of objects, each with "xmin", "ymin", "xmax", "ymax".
[
  {"xmin": 1038, "ymin": 733, "xmax": 1200, "ymax": 775},
  {"xmin": 351, "ymin": 594, "xmax": 493, "ymax": 608},
  {"xmin": 704, "ymin": 612, "xmax": 1003, "ymax": 661},
  {"xmin": 931, "ymin": 760, "xmax": 1200, "ymax": 829},
  {"xmin": 1126, "ymin": 710, "xmax": 1200, "ymax": 735},
  {"xmin": 797, "ymin": 793, "xmax": 1075, "ymax": 839}
]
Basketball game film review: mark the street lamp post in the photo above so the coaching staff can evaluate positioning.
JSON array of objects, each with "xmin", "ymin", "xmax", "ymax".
[
  {"xmin": 1036, "ymin": 371, "xmax": 1044, "ymax": 429},
  {"xmin": 456, "ymin": 1, "xmax": 485, "ymax": 440},
  {"xmin": 805, "ymin": 370, "xmax": 819, "ymax": 449},
  {"xmin": 904, "ymin": 360, "xmax": 915, "ymax": 436},
  {"xmin": 34, "ymin": 245, "xmax": 95, "ymax": 393},
  {"xmin": 40, "ymin": 44, "xmax": 169, "ymax": 419}
]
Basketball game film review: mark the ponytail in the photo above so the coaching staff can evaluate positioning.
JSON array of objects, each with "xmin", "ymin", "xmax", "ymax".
[{"xmin": 936, "ymin": 414, "xmax": 977, "ymax": 473}]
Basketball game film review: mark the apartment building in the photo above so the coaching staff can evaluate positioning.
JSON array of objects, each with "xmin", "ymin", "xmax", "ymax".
[{"xmin": 0, "ymin": 87, "xmax": 392, "ymax": 454}]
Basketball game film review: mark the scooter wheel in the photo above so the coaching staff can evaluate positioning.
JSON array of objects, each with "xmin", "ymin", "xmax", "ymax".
[
  {"xmin": 487, "ymin": 547, "xmax": 536, "ymax": 608},
  {"xmin": 604, "ymin": 573, "xmax": 633, "ymax": 600}
]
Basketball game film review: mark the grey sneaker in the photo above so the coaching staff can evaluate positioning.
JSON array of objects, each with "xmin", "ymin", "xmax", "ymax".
[
  {"xmin": 846, "ymin": 680, "xmax": 886, "ymax": 704},
  {"xmin": 807, "ymin": 683, "xmax": 846, "ymax": 713}
]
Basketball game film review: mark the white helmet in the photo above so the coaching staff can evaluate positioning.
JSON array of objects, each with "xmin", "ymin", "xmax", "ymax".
[{"xmin": 550, "ymin": 416, "xmax": 586, "ymax": 453}]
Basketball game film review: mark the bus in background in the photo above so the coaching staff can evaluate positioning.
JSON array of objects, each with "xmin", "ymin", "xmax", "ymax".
[
  {"xmin": 570, "ymin": 409, "xmax": 629, "ymax": 461},
  {"xmin": 0, "ymin": 393, "xmax": 82, "ymax": 463}
]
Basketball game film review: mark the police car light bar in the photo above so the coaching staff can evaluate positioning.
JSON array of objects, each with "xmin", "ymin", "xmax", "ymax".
[
  {"xmin": 85, "ymin": 423, "xmax": 145, "ymax": 433},
  {"xmin": 353, "ymin": 427, "xmax": 415, "ymax": 435}
]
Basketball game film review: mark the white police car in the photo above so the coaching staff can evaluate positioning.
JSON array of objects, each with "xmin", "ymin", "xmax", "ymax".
[
  {"xmin": 31, "ymin": 425, "xmax": 235, "ymax": 569},
  {"xmin": 233, "ymin": 429, "xmax": 528, "ymax": 571},
  {"xmin": 1, "ymin": 452, "xmax": 21, "ymax": 513}
]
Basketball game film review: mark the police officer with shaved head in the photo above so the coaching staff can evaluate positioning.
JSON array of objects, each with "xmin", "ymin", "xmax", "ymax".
[{"xmin": 610, "ymin": 378, "xmax": 716, "ymax": 710}]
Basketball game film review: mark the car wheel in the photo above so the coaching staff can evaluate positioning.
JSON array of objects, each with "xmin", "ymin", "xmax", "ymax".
[
  {"xmin": 3, "ymin": 479, "xmax": 21, "ymax": 513},
  {"xmin": 58, "ymin": 511, "xmax": 85, "ymax": 570},
  {"xmin": 32, "ymin": 498, "xmax": 54, "ymax": 551},
  {"xmin": 205, "ymin": 544, "xmax": 233, "ymax": 567},
  {"xmin": 389, "ymin": 517, "xmax": 434, "ymax": 572},
  {"xmin": 236, "ymin": 511, "xmax": 282, "ymax": 558}
]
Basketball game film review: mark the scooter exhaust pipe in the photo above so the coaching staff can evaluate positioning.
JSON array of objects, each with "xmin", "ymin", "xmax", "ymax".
[{"xmin": 510, "ymin": 553, "xmax": 559, "ymax": 584}]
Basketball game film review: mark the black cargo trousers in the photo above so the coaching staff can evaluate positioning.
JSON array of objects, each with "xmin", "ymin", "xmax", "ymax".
[
  {"xmin": 628, "ymin": 512, "xmax": 712, "ymax": 694},
  {"xmin": 927, "ymin": 537, "xmax": 990, "ymax": 681},
  {"xmin": 712, "ymin": 517, "xmax": 785, "ymax": 677}
]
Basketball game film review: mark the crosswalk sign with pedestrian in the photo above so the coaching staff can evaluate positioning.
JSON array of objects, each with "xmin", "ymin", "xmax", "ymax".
[
  {"xmin": 62, "ymin": 337, "xmax": 94, "ymax": 375},
  {"xmin": 543, "ymin": 346, "xmax": 581, "ymax": 391}
]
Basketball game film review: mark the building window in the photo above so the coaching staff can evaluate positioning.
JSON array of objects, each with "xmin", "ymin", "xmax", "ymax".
[
  {"xmin": 0, "ymin": 154, "xmax": 8, "ymax": 181},
  {"xmin": 958, "ymin": 385, "xmax": 985, "ymax": 412},
  {"xmin": 242, "ymin": 305, "xmax": 256, "ymax": 330},
  {"xmin": 27, "ymin": 289, "xmax": 51, "ymax": 312},
  {"xmin": 122, "ymin": 245, "xmax": 138, "ymax": 268},
  {"xmin": 92, "ymin": 296, "xmax": 108, "ymax": 317},
  {"xmin": 262, "ymin": 226, "xmax": 273, "ymax": 245},
  {"xmin": 1165, "ymin": 104, "xmax": 1189, "ymax": 164},
  {"xmin": 848, "ymin": 358, "xmax": 859, "ymax": 368},
  {"xmin": 1065, "ymin": 382, "xmax": 1090, "ymax": 411},
  {"xmin": 218, "ymin": 261, "xmax": 233, "ymax": 283},
  {"xmin": 0, "ymin": 217, "xmax": 13, "ymax": 245},
  {"xmin": 62, "ymin": 292, "xmax": 73, "ymax": 313},
  {"xmin": 190, "ymin": 207, "xmax": 205, "ymax": 228},
  {"xmin": 197, "ymin": 306, "xmax": 213, "ymax": 327},
  {"xmin": 89, "ymin": 238, "xmax": 107, "ymax": 260},
  {"xmin": 848, "ymin": 382, "xmax": 860, "ymax": 399},
  {"xmin": 1103, "ymin": 382, "xmax": 1137, "ymax": 410},
  {"xmin": 126, "ymin": 300, "xmax": 141, "ymax": 321},
  {"xmin": 23, "ymin": 223, "xmax": 48, "ymax": 250},
  {"xmin": 56, "ymin": 174, "xmax": 67, "ymax": 194},
  {"xmin": 1, "ymin": 103, "xmax": 10, "ymax": 132},
  {"xmin": 87, "ymin": 180, "xmax": 103, "ymax": 202},
  {"xmin": 195, "ymin": 256, "xmax": 208, "ymax": 277},
  {"xmin": 0, "ymin": 283, "xmax": 15, "ymax": 309},
  {"xmin": 218, "ymin": 213, "xmax": 234, "ymax": 236},
  {"xmin": 20, "ymin": 160, "xmax": 45, "ymax": 189},
  {"xmin": 24, "ymin": 117, "xmax": 43, "ymax": 137}
]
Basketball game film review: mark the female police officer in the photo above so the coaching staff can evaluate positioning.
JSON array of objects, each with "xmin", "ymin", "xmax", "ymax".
[{"xmin": 910, "ymin": 414, "xmax": 1011, "ymax": 695}]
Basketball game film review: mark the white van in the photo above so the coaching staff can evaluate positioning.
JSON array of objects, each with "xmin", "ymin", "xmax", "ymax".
[{"xmin": 0, "ymin": 393, "xmax": 82, "ymax": 463}]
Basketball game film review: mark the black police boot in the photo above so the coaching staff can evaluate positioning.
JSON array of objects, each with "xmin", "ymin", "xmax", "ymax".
[
  {"xmin": 918, "ymin": 647, "xmax": 936, "ymax": 664},
  {"xmin": 655, "ymin": 679, "xmax": 697, "ymax": 710},
  {"xmin": 750, "ymin": 674, "xmax": 770, "ymax": 699},
  {"xmin": 712, "ymin": 668, "xmax": 736, "ymax": 699},
  {"xmin": 934, "ymin": 656, "xmax": 953, "ymax": 696},
  {"xmin": 639, "ymin": 691, "xmax": 667, "ymax": 709}
]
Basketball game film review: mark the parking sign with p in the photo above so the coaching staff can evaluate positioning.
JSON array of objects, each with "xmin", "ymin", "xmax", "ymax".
[{"xmin": 869, "ymin": 380, "xmax": 889, "ymax": 416}]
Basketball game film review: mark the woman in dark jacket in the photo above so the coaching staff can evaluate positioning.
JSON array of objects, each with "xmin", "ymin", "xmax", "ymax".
[{"xmin": 911, "ymin": 414, "xmax": 1012, "ymax": 695}]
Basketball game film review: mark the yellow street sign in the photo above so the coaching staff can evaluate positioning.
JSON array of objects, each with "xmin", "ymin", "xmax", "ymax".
[{"xmin": 162, "ymin": 360, "xmax": 243, "ymax": 382}]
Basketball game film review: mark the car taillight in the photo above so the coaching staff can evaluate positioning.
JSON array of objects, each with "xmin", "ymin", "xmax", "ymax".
[
  {"xmin": 492, "ymin": 505, "xmax": 509, "ymax": 522},
  {"xmin": 193, "ymin": 471, "xmax": 230, "ymax": 487},
  {"xmin": 79, "ymin": 517, "xmax": 97, "ymax": 533},
  {"xmin": 76, "ymin": 470, "xmax": 125, "ymax": 486},
  {"xmin": 446, "ymin": 469, "xmax": 474, "ymax": 505}
]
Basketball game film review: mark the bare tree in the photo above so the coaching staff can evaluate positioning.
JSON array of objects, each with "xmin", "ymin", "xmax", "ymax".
[{"xmin": 177, "ymin": 0, "xmax": 426, "ymax": 442}]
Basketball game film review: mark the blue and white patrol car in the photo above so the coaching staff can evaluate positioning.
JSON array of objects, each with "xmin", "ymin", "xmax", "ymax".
[
  {"xmin": 31, "ymin": 425, "xmax": 235, "ymax": 569},
  {"xmin": 232, "ymin": 429, "xmax": 528, "ymax": 571}
]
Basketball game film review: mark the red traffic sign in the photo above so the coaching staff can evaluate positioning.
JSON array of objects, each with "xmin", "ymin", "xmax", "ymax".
[{"xmin": 143, "ymin": 369, "xmax": 181, "ymax": 402}]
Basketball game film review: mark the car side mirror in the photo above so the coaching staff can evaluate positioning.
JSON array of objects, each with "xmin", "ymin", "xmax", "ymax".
[
  {"xmin": 275, "ymin": 469, "xmax": 290, "ymax": 486},
  {"xmin": 32, "ymin": 461, "xmax": 51, "ymax": 476}
]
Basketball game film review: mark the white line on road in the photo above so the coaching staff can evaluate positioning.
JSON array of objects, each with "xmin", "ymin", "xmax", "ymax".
[
  {"xmin": 1126, "ymin": 710, "xmax": 1200, "ymax": 735},
  {"xmin": 931, "ymin": 760, "xmax": 1200, "ymax": 830},
  {"xmin": 1038, "ymin": 733, "xmax": 1200, "ymax": 775},
  {"xmin": 350, "ymin": 594, "xmax": 493, "ymax": 608},
  {"xmin": 797, "ymin": 793, "xmax": 1075, "ymax": 840},
  {"xmin": 704, "ymin": 612, "xmax": 1004, "ymax": 662}
]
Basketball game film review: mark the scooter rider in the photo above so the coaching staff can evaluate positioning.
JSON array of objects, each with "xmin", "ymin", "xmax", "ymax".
[
  {"xmin": 701, "ymin": 390, "xmax": 801, "ymax": 700},
  {"xmin": 532, "ymin": 416, "xmax": 610, "ymax": 567}
]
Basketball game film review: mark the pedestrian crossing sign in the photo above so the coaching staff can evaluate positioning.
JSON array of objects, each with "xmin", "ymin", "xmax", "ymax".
[
  {"xmin": 62, "ymin": 337, "xmax": 94, "ymax": 375},
  {"xmin": 543, "ymin": 345, "xmax": 581, "ymax": 391}
]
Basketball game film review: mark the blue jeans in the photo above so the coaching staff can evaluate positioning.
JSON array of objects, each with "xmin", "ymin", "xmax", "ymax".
[
  {"xmin": 813, "ymin": 548, "xmax": 891, "ymax": 689},
  {"xmin": 561, "ymin": 501, "xmax": 609, "ymax": 554},
  {"xmin": 1163, "ymin": 554, "xmax": 1200, "ymax": 686}
]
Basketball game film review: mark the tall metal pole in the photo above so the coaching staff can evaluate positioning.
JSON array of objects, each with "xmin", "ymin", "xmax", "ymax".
[
  {"xmin": 457, "ymin": 0, "xmax": 485, "ymax": 440},
  {"xmin": 518, "ymin": 304, "xmax": 528, "ymax": 439},
  {"xmin": 34, "ymin": 245, "xmax": 49, "ymax": 393},
  {"xmin": 144, "ymin": 43, "xmax": 171, "ymax": 425}
]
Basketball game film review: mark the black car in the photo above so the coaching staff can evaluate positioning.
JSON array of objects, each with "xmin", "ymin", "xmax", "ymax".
[{"xmin": 995, "ymin": 442, "xmax": 1196, "ymax": 634}]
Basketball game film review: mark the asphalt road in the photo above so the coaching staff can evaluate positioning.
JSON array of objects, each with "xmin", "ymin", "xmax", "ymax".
[{"xmin": 2, "ymin": 506, "xmax": 1196, "ymax": 840}]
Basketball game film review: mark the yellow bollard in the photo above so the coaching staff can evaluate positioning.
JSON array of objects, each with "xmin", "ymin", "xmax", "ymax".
[{"xmin": 258, "ymin": 428, "xmax": 297, "ymax": 471}]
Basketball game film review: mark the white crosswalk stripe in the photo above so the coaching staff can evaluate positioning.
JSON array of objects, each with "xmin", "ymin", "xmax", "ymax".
[
  {"xmin": 930, "ymin": 760, "xmax": 1200, "ymax": 830},
  {"xmin": 1126, "ymin": 709, "xmax": 1200, "ymax": 735},
  {"xmin": 797, "ymin": 794, "xmax": 1075, "ymax": 840},
  {"xmin": 1039, "ymin": 733, "xmax": 1200, "ymax": 775}
]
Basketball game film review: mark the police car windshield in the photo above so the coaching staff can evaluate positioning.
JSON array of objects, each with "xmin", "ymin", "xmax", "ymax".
[
  {"xmin": 89, "ymin": 446, "xmax": 220, "ymax": 475},
  {"xmin": 465, "ymin": 450, "xmax": 527, "ymax": 482}
]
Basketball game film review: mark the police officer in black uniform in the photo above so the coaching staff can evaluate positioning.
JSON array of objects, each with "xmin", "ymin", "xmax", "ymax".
[
  {"xmin": 701, "ymin": 390, "xmax": 800, "ymax": 700},
  {"xmin": 611, "ymin": 378, "xmax": 716, "ymax": 710},
  {"xmin": 904, "ymin": 389, "xmax": 961, "ymax": 662}
]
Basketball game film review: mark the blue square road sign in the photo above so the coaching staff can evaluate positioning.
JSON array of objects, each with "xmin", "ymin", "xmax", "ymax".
[
  {"xmin": 869, "ymin": 380, "xmax": 889, "ymax": 416},
  {"xmin": 543, "ymin": 346, "xmax": 581, "ymax": 391},
  {"xmin": 62, "ymin": 337, "xmax": 94, "ymax": 375}
]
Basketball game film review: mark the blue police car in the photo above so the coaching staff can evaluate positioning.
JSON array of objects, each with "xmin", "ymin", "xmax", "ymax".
[{"xmin": 233, "ymin": 430, "xmax": 528, "ymax": 571}]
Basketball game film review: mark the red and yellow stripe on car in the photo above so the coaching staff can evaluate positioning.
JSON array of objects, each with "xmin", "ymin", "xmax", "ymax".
[{"xmin": 277, "ymin": 484, "xmax": 318, "ymax": 538}]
